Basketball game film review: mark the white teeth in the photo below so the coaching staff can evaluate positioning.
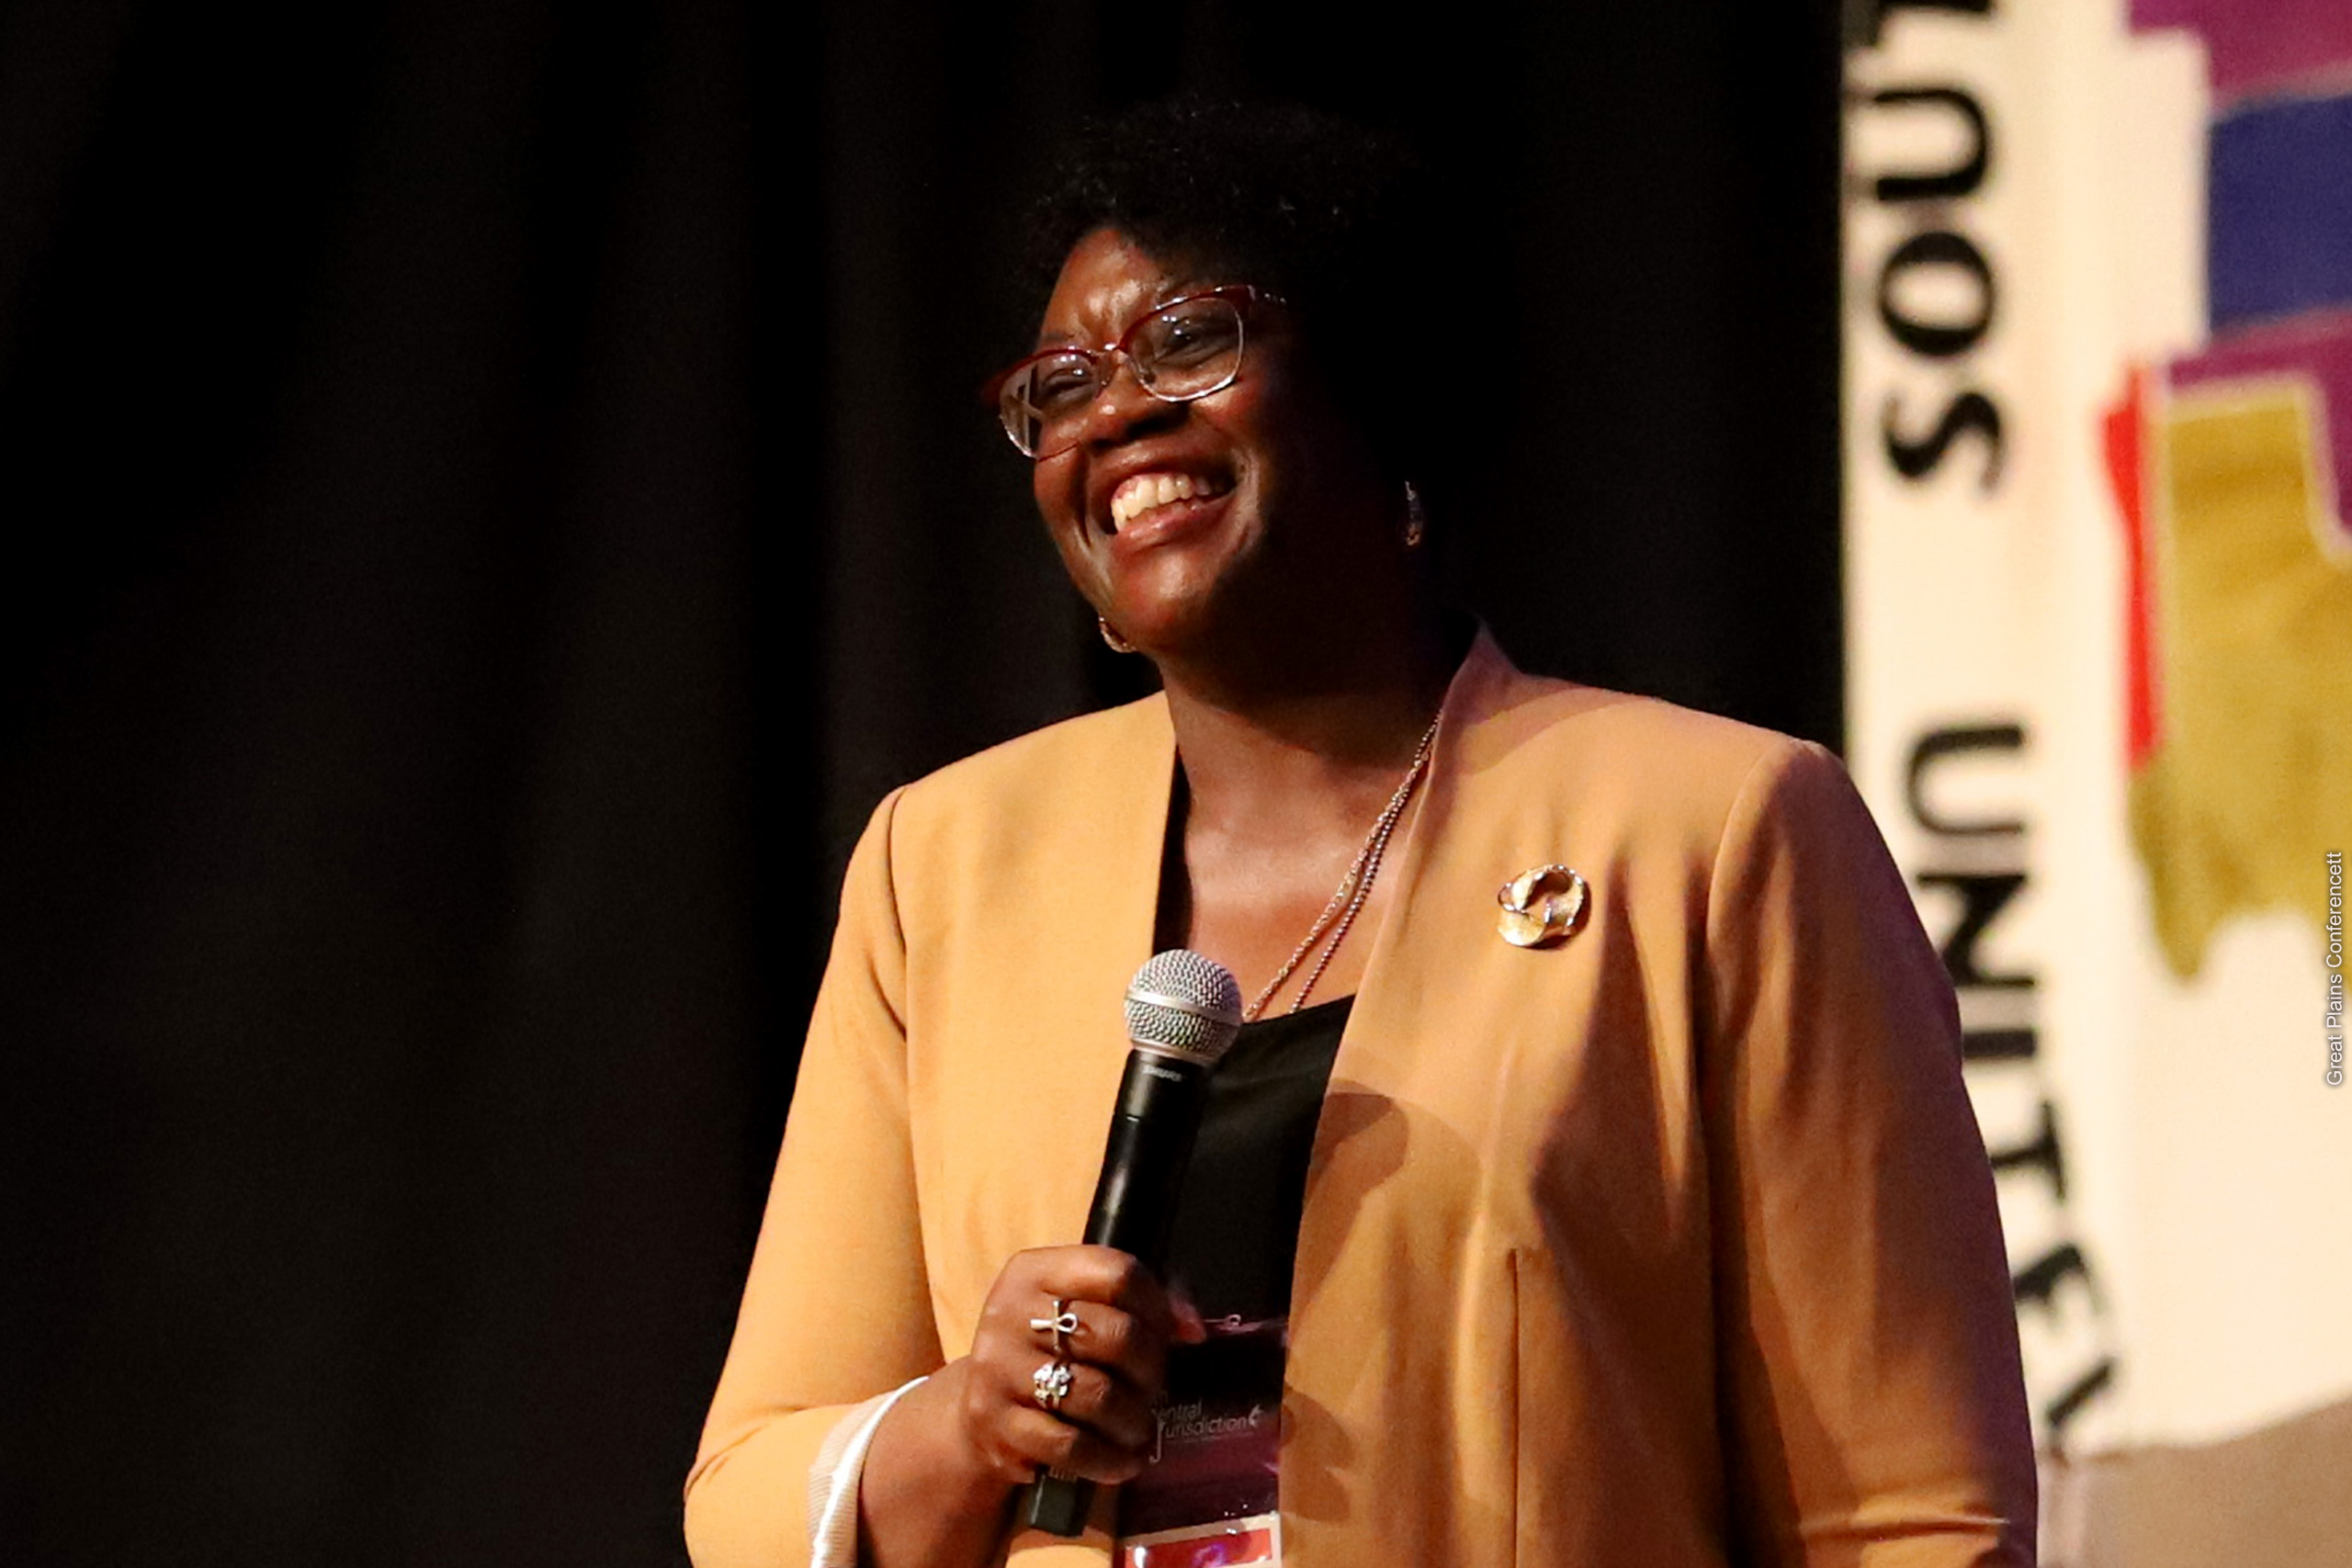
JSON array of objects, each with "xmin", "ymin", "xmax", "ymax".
[{"xmin": 1109, "ymin": 470, "xmax": 1226, "ymax": 529}]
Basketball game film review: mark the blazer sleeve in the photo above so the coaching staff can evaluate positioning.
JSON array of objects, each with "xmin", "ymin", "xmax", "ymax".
[
  {"xmin": 1699, "ymin": 739, "xmax": 2037, "ymax": 1568},
  {"xmin": 684, "ymin": 787, "xmax": 946, "ymax": 1568}
]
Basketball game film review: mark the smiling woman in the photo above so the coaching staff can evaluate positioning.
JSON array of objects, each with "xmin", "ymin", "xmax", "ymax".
[
  {"xmin": 1023, "ymin": 226, "xmax": 1419, "ymax": 683},
  {"xmin": 684, "ymin": 99, "xmax": 2036, "ymax": 1568},
  {"xmin": 1005, "ymin": 102, "xmax": 1459, "ymax": 698}
]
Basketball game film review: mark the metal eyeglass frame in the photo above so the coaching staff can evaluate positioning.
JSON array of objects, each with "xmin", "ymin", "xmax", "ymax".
[{"xmin": 983, "ymin": 286, "xmax": 1286, "ymax": 459}]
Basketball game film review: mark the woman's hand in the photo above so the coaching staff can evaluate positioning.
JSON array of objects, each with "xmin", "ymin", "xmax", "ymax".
[
  {"xmin": 956, "ymin": 1244, "xmax": 1203, "ymax": 1485},
  {"xmin": 857, "ymin": 1246, "xmax": 1203, "ymax": 1568}
]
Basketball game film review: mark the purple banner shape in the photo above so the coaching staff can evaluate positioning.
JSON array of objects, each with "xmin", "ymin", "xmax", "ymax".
[
  {"xmin": 2209, "ymin": 93, "xmax": 2352, "ymax": 332},
  {"xmin": 2133, "ymin": 0, "xmax": 2352, "ymax": 100}
]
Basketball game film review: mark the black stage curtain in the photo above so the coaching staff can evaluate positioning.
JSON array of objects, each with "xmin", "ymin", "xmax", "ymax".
[{"xmin": 0, "ymin": 4, "xmax": 1839, "ymax": 1564}]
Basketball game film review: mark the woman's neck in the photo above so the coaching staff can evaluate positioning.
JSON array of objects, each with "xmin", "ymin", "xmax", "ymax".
[{"xmin": 1157, "ymin": 609, "xmax": 1459, "ymax": 840}]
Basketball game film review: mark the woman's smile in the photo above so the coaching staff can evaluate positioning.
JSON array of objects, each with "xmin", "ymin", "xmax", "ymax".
[
  {"xmin": 1102, "ymin": 483, "xmax": 1235, "ymax": 561},
  {"xmin": 1104, "ymin": 469, "xmax": 1234, "ymax": 535}
]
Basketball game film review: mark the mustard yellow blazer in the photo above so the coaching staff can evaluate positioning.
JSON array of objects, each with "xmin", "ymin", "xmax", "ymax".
[{"xmin": 685, "ymin": 634, "xmax": 2036, "ymax": 1567}]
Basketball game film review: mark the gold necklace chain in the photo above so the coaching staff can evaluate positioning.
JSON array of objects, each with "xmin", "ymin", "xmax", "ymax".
[{"xmin": 1242, "ymin": 713, "xmax": 1443, "ymax": 1021}]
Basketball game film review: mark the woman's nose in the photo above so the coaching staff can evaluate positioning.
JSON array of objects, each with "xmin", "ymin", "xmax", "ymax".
[{"xmin": 1079, "ymin": 358, "xmax": 1181, "ymax": 449}]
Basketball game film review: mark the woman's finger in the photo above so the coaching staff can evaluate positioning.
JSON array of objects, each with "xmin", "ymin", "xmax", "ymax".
[
  {"xmin": 996, "ymin": 1404, "xmax": 1150, "ymax": 1486},
  {"xmin": 999, "ymin": 1246, "xmax": 1186, "ymax": 1340},
  {"xmin": 953, "ymin": 1349, "xmax": 1155, "ymax": 1486},
  {"xmin": 999, "ymin": 1354, "xmax": 1155, "ymax": 1452},
  {"xmin": 975, "ymin": 1336, "xmax": 1157, "ymax": 1447},
  {"xmin": 1015, "ymin": 1296, "xmax": 1168, "ymax": 1393},
  {"xmin": 1046, "ymin": 1246, "xmax": 1185, "ymax": 1333},
  {"xmin": 985, "ymin": 1247, "xmax": 1189, "ymax": 1389}
]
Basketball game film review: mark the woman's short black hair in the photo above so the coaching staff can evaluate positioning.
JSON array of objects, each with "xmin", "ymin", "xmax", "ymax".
[{"xmin": 1026, "ymin": 97, "xmax": 1465, "ymax": 518}]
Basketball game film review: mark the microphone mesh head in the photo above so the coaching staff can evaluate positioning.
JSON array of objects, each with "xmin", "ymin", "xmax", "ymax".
[{"xmin": 1124, "ymin": 950, "xmax": 1244, "ymax": 1067}]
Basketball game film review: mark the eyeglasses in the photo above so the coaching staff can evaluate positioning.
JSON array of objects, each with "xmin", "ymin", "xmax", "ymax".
[{"xmin": 985, "ymin": 286, "xmax": 1284, "ymax": 459}]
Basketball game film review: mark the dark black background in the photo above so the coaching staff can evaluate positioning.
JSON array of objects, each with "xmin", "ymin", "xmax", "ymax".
[{"xmin": 0, "ymin": 3, "xmax": 1839, "ymax": 1563}]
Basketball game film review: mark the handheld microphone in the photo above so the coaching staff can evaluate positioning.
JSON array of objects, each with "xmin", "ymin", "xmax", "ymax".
[{"xmin": 1023, "ymin": 950, "xmax": 1243, "ymax": 1537}]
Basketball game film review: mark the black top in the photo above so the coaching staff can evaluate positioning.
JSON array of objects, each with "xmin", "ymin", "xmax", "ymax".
[
  {"xmin": 1159, "ymin": 994, "xmax": 1352, "ymax": 1325},
  {"xmin": 1116, "ymin": 995, "xmax": 1351, "ymax": 1543}
]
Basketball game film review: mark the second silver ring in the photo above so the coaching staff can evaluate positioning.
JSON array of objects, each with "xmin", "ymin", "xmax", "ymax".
[{"xmin": 1032, "ymin": 1358, "xmax": 1074, "ymax": 1411}]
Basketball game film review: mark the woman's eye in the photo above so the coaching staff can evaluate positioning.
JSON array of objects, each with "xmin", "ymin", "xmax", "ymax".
[
  {"xmin": 1148, "ymin": 310, "xmax": 1239, "ymax": 367},
  {"xmin": 1031, "ymin": 359, "xmax": 1098, "ymax": 409}
]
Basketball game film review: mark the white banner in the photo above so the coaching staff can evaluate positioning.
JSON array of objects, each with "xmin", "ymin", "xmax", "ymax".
[{"xmin": 1843, "ymin": 0, "xmax": 2352, "ymax": 1516}]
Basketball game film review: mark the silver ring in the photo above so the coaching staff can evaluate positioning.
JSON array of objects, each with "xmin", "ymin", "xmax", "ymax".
[
  {"xmin": 1028, "ymin": 1298, "xmax": 1080, "ymax": 1357},
  {"xmin": 1032, "ymin": 1359, "xmax": 1074, "ymax": 1412}
]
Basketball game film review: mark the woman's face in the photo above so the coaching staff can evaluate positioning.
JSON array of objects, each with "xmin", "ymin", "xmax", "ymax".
[{"xmin": 1030, "ymin": 227, "xmax": 1393, "ymax": 659}]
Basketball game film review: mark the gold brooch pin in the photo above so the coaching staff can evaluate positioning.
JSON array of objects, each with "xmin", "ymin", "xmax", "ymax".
[{"xmin": 1498, "ymin": 863, "xmax": 1589, "ymax": 948}]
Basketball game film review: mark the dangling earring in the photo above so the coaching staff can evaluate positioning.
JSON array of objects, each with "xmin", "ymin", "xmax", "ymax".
[
  {"xmin": 1098, "ymin": 614, "xmax": 1138, "ymax": 654},
  {"xmin": 1402, "ymin": 480, "xmax": 1429, "ymax": 549}
]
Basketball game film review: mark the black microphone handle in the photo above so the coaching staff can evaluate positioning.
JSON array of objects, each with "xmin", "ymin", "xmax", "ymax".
[
  {"xmin": 1083, "ymin": 1051, "xmax": 1210, "ymax": 1256},
  {"xmin": 1023, "ymin": 1050, "xmax": 1210, "ymax": 1537}
]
